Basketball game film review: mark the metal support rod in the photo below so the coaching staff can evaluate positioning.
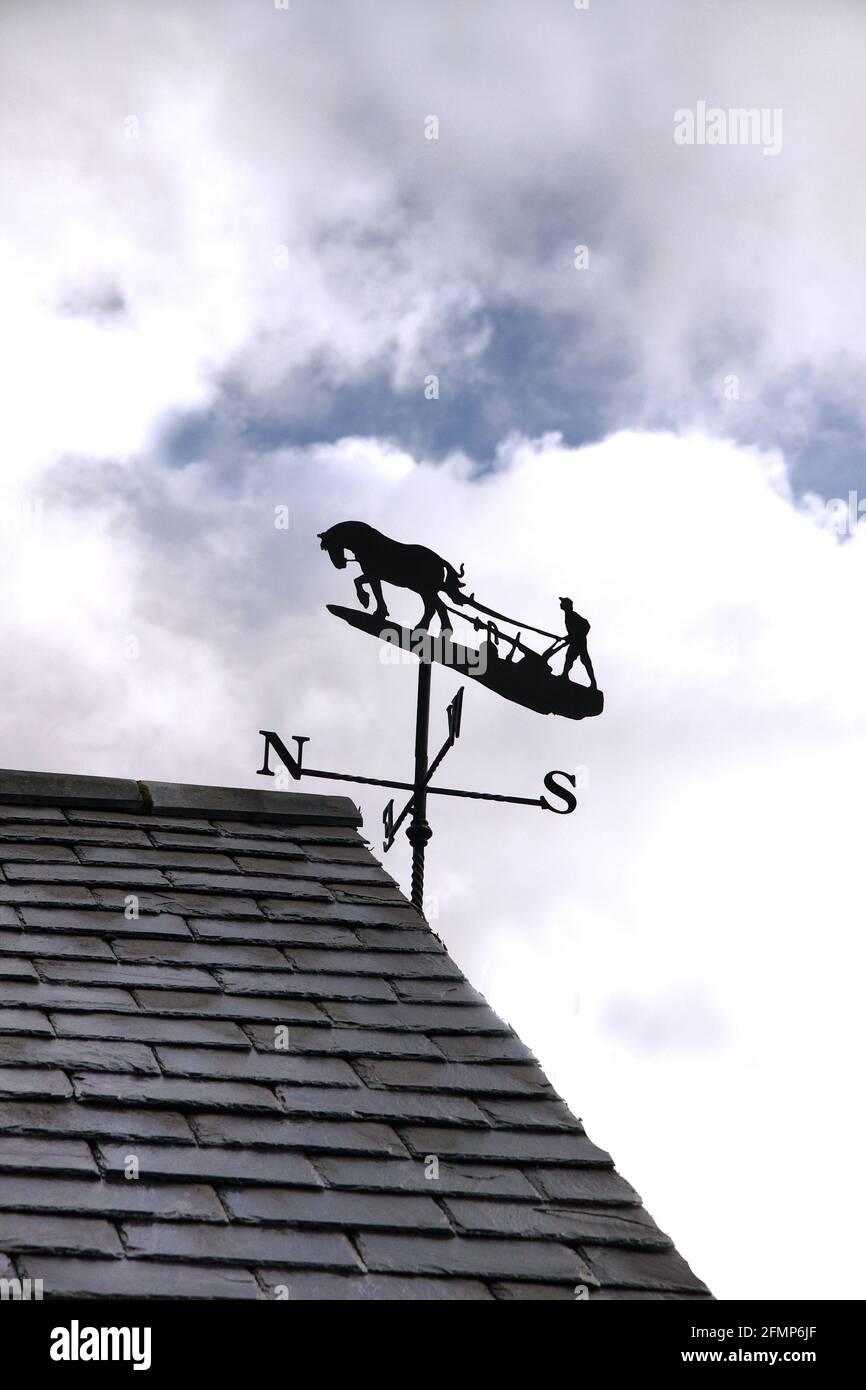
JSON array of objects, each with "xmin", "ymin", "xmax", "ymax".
[{"xmin": 406, "ymin": 659, "xmax": 432, "ymax": 913}]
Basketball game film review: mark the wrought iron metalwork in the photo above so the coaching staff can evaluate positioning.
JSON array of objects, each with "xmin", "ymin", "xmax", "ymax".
[{"xmin": 257, "ymin": 522, "xmax": 603, "ymax": 912}]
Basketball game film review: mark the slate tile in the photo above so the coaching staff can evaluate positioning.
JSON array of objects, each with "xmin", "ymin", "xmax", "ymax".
[
  {"xmin": 354, "ymin": 1058, "xmax": 552, "ymax": 1097},
  {"xmin": 216, "ymin": 969, "xmax": 396, "ymax": 1003},
  {"xmin": 0, "ymin": 905, "xmax": 19, "ymax": 926},
  {"xmin": 0, "ymin": 843, "xmax": 79, "ymax": 862},
  {"xmin": 168, "ymin": 871, "xmax": 332, "ymax": 901},
  {"xmin": 490, "ymin": 1281, "xmax": 577, "ymax": 1300},
  {"xmin": 211, "ymin": 821, "xmax": 301, "ymax": 840},
  {"xmin": 155, "ymin": 1046, "xmax": 359, "ymax": 1088},
  {"xmin": 78, "ymin": 845, "xmax": 239, "ymax": 871},
  {"xmin": 477, "ymin": 1098, "xmax": 583, "ymax": 1131},
  {"xmin": 281, "ymin": 948, "xmax": 459, "ymax": 980},
  {"xmin": 303, "ymin": 844, "xmax": 384, "ymax": 866},
  {"xmin": 355, "ymin": 928, "xmax": 445, "ymax": 953},
  {"xmin": 232, "ymin": 841, "xmax": 318, "ymax": 862},
  {"xmin": 223, "ymin": 1186, "xmax": 449, "ymax": 1232},
  {"xmin": 192, "ymin": 918, "xmax": 359, "ymax": 949},
  {"xmin": 0, "ymin": 1136, "xmax": 98, "ymax": 1177},
  {"xmin": 432, "ymin": 1033, "xmax": 537, "ymax": 1065},
  {"xmin": 357, "ymin": 1232, "xmax": 593, "ymax": 1284},
  {"xmin": 257, "ymin": 1270, "xmax": 492, "ymax": 1300},
  {"xmin": 0, "ymin": 1068, "xmax": 73, "ymax": 1099},
  {"xmin": 192, "ymin": 1113, "xmax": 408, "ymax": 1157},
  {"xmin": 0, "ymin": 1176, "xmax": 225, "ymax": 1221},
  {"xmin": 72, "ymin": 1073, "xmax": 282, "ymax": 1113},
  {"xmin": 97, "ymin": 1142, "xmax": 323, "ymax": 1189},
  {"xmin": 214, "ymin": 821, "xmax": 359, "ymax": 844},
  {"xmin": 0, "ymin": 884, "xmax": 98, "ymax": 909},
  {"xmin": 36, "ymin": 960, "xmax": 219, "ymax": 993},
  {"xmin": 152, "ymin": 832, "xmax": 306, "ymax": 857},
  {"xmin": 64, "ymin": 810, "xmax": 212, "ymax": 831},
  {"xmin": 0, "ymin": 1035, "xmax": 159, "ymax": 1074},
  {"xmin": 0, "ymin": 957, "xmax": 37, "ymax": 980},
  {"xmin": 524, "ymin": 1167, "xmax": 641, "ymax": 1205},
  {"xmin": 312, "ymin": 1155, "xmax": 540, "ymax": 1200},
  {"xmin": 229, "ymin": 856, "xmax": 329, "ymax": 877},
  {"xmin": 132, "ymin": 989, "xmax": 327, "ymax": 1026},
  {"xmin": 4, "ymin": 863, "xmax": 171, "ymax": 887},
  {"xmin": 392, "ymin": 978, "xmax": 486, "ymax": 1005},
  {"xmin": 233, "ymin": 857, "xmax": 392, "ymax": 888},
  {"xmin": 260, "ymin": 899, "xmax": 419, "ymax": 928},
  {"xmin": 52, "ymin": 1011, "xmax": 250, "ymax": 1048},
  {"xmin": 0, "ymin": 930, "xmax": 115, "ymax": 961},
  {"xmin": 0, "ymin": 1212, "xmax": 122, "ymax": 1256},
  {"xmin": 275, "ymin": 1084, "xmax": 486, "ymax": 1127},
  {"xmin": 582, "ymin": 1246, "xmax": 710, "ymax": 1294},
  {"xmin": 0, "ymin": 980, "xmax": 137, "ymax": 1013},
  {"xmin": 245, "ymin": 1023, "xmax": 444, "ymax": 1060},
  {"xmin": 20, "ymin": 1256, "xmax": 261, "ymax": 1299},
  {"xmin": 21, "ymin": 906, "xmax": 192, "ymax": 939},
  {"xmin": 331, "ymin": 882, "xmax": 402, "ymax": 900},
  {"xmin": 322, "ymin": 1001, "xmax": 510, "ymax": 1034},
  {"xmin": 0, "ymin": 824, "xmax": 152, "ymax": 846},
  {"xmin": 112, "ymin": 938, "xmax": 286, "ymax": 970},
  {"xmin": 94, "ymin": 889, "xmax": 264, "ymax": 918},
  {"xmin": 585, "ymin": 1289, "xmax": 714, "ymax": 1301},
  {"xmin": 441, "ymin": 1200, "xmax": 672, "ymax": 1247},
  {"xmin": 399, "ymin": 1127, "xmax": 614, "ymax": 1166},
  {"xmin": 0, "ymin": 1007, "xmax": 53, "ymax": 1036},
  {"xmin": 0, "ymin": 1101, "xmax": 195, "ymax": 1143},
  {"xmin": 123, "ymin": 1221, "xmax": 363, "ymax": 1270},
  {"xmin": 0, "ymin": 805, "xmax": 67, "ymax": 823}
]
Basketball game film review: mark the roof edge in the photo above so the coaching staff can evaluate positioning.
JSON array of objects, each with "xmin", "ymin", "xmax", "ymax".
[{"xmin": 0, "ymin": 768, "xmax": 362, "ymax": 827}]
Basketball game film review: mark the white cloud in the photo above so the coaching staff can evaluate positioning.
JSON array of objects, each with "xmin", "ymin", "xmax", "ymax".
[{"xmin": 2, "ymin": 0, "xmax": 866, "ymax": 465}]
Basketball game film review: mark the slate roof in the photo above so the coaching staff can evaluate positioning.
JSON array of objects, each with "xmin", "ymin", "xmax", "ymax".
[{"xmin": 0, "ymin": 768, "xmax": 710, "ymax": 1300}]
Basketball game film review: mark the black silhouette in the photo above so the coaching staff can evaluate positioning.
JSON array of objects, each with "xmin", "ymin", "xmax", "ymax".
[
  {"xmin": 327, "ymin": 604, "xmax": 603, "ymax": 720},
  {"xmin": 318, "ymin": 520, "xmax": 603, "ymax": 721},
  {"xmin": 318, "ymin": 521, "xmax": 467, "ymax": 633},
  {"xmin": 258, "ymin": 523, "xmax": 604, "ymax": 912},
  {"xmin": 543, "ymin": 598, "xmax": 597, "ymax": 689}
]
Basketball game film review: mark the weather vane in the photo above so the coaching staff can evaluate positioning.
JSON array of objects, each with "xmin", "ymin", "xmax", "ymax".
[{"xmin": 257, "ymin": 521, "xmax": 604, "ymax": 912}]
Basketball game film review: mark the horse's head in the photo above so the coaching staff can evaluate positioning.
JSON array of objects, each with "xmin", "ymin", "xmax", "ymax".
[{"xmin": 318, "ymin": 530, "xmax": 347, "ymax": 569}]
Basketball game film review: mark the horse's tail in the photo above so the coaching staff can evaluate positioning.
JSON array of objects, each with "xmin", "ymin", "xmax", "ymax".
[{"xmin": 443, "ymin": 560, "xmax": 467, "ymax": 604}]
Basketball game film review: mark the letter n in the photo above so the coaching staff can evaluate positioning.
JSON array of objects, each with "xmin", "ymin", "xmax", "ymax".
[{"xmin": 258, "ymin": 731, "xmax": 309, "ymax": 780}]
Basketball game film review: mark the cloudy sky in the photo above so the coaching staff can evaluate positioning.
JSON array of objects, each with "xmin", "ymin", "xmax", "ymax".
[{"xmin": 2, "ymin": 0, "xmax": 865, "ymax": 1299}]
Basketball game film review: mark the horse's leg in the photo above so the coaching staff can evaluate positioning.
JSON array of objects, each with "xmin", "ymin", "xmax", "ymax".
[
  {"xmin": 419, "ymin": 591, "xmax": 437, "ymax": 631},
  {"xmin": 435, "ymin": 597, "xmax": 453, "ymax": 634},
  {"xmin": 354, "ymin": 574, "xmax": 371, "ymax": 609},
  {"xmin": 369, "ymin": 577, "xmax": 388, "ymax": 620}
]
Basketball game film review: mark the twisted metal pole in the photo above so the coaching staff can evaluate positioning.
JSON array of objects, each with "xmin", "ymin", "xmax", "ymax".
[{"xmin": 406, "ymin": 658, "xmax": 432, "ymax": 913}]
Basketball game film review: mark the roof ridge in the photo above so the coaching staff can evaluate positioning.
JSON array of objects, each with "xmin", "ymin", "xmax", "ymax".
[{"xmin": 0, "ymin": 769, "xmax": 361, "ymax": 828}]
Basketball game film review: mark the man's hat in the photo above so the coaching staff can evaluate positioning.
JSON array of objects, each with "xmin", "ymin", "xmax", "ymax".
[{"xmin": 558, "ymin": 596, "xmax": 573, "ymax": 605}]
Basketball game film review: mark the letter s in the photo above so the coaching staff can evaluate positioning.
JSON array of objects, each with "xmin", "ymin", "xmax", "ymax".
[{"xmin": 540, "ymin": 770, "xmax": 577, "ymax": 815}]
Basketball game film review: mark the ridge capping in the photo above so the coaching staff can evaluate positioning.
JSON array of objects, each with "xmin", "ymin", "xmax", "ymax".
[{"xmin": 0, "ymin": 768, "xmax": 361, "ymax": 827}]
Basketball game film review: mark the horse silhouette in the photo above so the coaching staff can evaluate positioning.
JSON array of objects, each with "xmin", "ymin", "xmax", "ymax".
[{"xmin": 318, "ymin": 521, "xmax": 466, "ymax": 633}]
